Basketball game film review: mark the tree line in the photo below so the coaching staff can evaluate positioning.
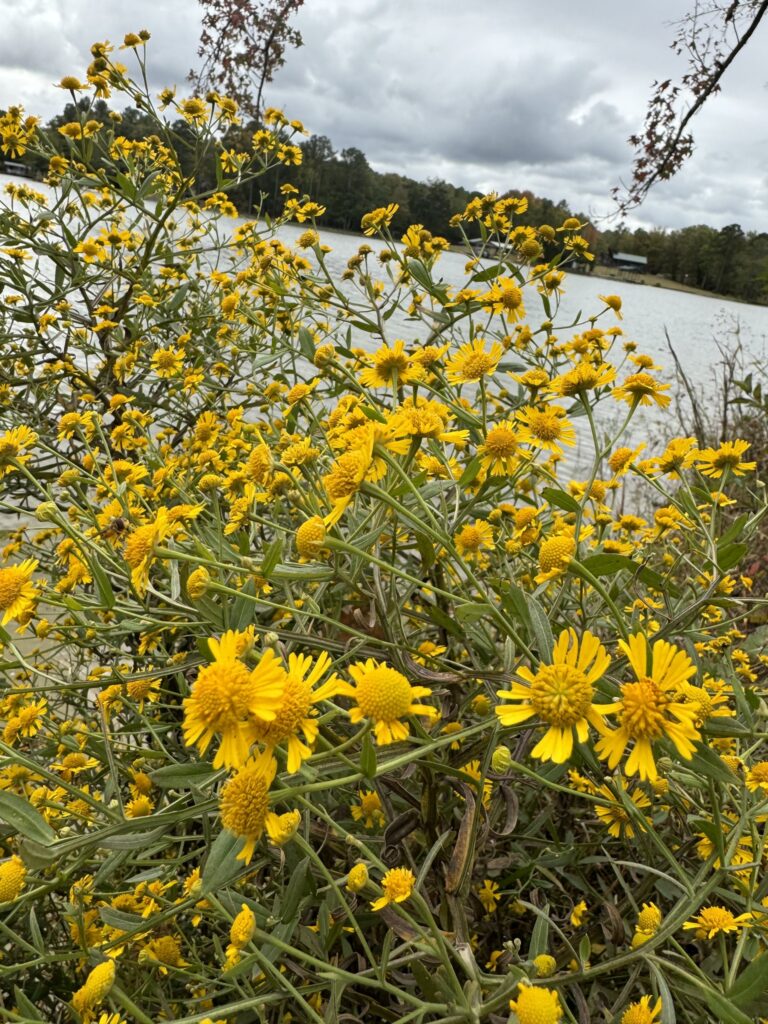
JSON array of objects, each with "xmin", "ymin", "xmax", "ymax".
[{"xmin": 4, "ymin": 98, "xmax": 768, "ymax": 304}]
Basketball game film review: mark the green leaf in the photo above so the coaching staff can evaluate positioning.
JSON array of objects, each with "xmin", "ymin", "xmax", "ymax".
[
  {"xmin": 99, "ymin": 906, "xmax": 147, "ymax": 932},
  {"xmin": 688, "ymin": 744, "xmax": 737, "ymax": 785},
  {"xmin": 527, "ymin": 904, "xmax": 550, "ymax": 958},
  {"xmin": 688, "ymin": 987, "xmax": 753, "ymax": 1024},
  {"xmin": 728, "ymin": 953, "xmax": 768, "ymax": 1010},
  {"xmin": 280, "ymin": 856, "xmax": 314, "ymax": 923},
  {"xmin": 541, "ymin": 487, "xmax": 580, "ymax": 515},
  {"xmin": 527, "ymin": 596, "xmax": 554, "ymax": 660},
  {"xmin": 260, "ymin": 536, "xmax": 284, "ymax": 578},
  {"xmin": 88, "ymin": 555, "xmax": 115, "ymax": 609},
  {"xmin": 648, "ymin": 962, "xmax": 676, "ymax": 1024},
  {"xmin": 458, "ymin": 456, "xmax": 482, "ymax": 489},
  {"xmin": 455, "ymin": 602, "xmax": 493, "ymax": 624},
  {"xmin": 414, "ymin": 532, "xmax": 435, "ymax": 569},
  {"xmin": 406, "ymin": 258, "xmax": 434, "ymax": 292},
  {"xmin": 13, "ymin": 988, "xmax": 43, "ymax": 1021},
  {"xmin": 470, "ymin": 262, "xmax": 504, "ymax": 284},
  {"xmin": 202, "ymin": 828, "xmax": 242, "ymax": 894},
  {"xmin": 297, "ymin": 326, "xmax": 316, "ymax": 361},
  {"xmin": 360, "ymin": 732, "xmax": 377, "ymax": 780},
  {"xmin": 717, "ymin": 542, "xmax": 747, "ymax": 572},
  {"xmin": 0, "ymin": 791, "xmax": 56, "ymax": 846},
  {"xmin": 151, "ymin": 762, "xmax": 217, "ymax": 788}
]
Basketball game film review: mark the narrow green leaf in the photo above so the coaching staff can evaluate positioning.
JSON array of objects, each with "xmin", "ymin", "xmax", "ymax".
[
  {"xmin": 360, "ymin": 732, "xmax": 377, "ymax": 780},
  {"xmin": 541, "ymin": 487, "xmax": 580, "ymax": 515},
  {"xmin": 202, "ymin": 828, "xmax": 242, "ymax": 894},
  {"xmin": 728, "ymin": 953, "xmax": 768, "ymax": 1010},
  {"xmin": 0, "ymin": 791, "xmax": 57, "ymax": 846},
  {"xmin": 527, "ymin": 596, "xmax": 554, "ymax": 660}
]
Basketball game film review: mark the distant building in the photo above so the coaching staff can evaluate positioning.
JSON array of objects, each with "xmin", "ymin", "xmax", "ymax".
[
  {"xmin": 0, "ymin": 160, "xmax": 38, "ymax": 180},
  {"xmin": 609, "ymin": 250, "xmax": 648, "ymax": 272}
]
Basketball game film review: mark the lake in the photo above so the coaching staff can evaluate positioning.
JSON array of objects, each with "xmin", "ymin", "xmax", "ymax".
[{"xmin": 4, "ymin": 171, "xmax": 768, "ymax": 475}]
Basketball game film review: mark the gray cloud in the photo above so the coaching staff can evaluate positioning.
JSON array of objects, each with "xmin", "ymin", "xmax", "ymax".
[{"xmin": 0, "ymin": 0, "xmax": 766, "ymax": 232}]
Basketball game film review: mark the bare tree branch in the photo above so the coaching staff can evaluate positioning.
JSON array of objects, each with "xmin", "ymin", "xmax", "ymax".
[
  {"xmin": 189, "ymin": 0, "xmax": 305, "ymax": 119},
  {"xmin": 614, "ymin": 0, "xmax": 768, "ymax": 214}
]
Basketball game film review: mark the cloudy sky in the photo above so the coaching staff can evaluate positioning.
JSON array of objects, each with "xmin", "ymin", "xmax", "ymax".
[{"xmin": 1, "ymin": 0, "xmax": 767, "ymax": 231}]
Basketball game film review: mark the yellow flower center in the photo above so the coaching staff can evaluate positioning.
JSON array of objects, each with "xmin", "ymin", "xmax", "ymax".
[
  {"xmin": 326, "ymin": 451, "xmax": 366, "ymax": 501},
  {"xmin": 525, "ymin": 410, "xmax": 563, "ymax": 441},
  {"xmin": 749, "ymin": 761, "xmax": 768, "ymax": 786},
  {"xmin": 621, "ymin": 999, "xmax": 658, "ymax": 1024},
  {"xmin": 124, "ymin": 525, "xmax": 156, "ymax": 568},
  {"xmin": 460, "ymin": 352, "xmax": 496, "ymax": 380},
  {"xmin": 484, "ymin": 426, "xmax": 519, "ymax": 457},
  {"xmin": 354, "ymin": 666, "xmax": 413, "ymax": 722},
  {"xmin": 382, "ymin": 867, "xmax": 415, "ymax": 902},
  {"xmin": 296, "ymin": 517, "xmax": 326, "ymax": 558},
  {"xmin": 529, "ymin": 665, "xmax": 593, "ymax": 727},
  {"xmin": 623, "ymin": 373, "xmax": 659, "ymax": 396},
  {"xmin": 192, "ymin": 661, "xmax": 254, "ymax": 728},
  {"xmin": 373, "ymin": 351, "xmax": 410, "ymax": 378},
  {"xmin": 62, "ymin": 752, "xmax": 89, "ymax": 769},
  {"xmin": 220, "ymin": 764, "xmax": 271, "ymax": 840},
  {"xmin": 253, "ymin": 677, "xmax": 312, "ymax": 744},
  {"xmin": 0, "ymin": 566, "xmax": 26, "ymax": 609},
  {"xmin": 618, "ymin": 679, "xmax": 669, "ymax": 739},
  {"xmin": 457, "ymin": 525, "xmax": 483, "ymax": 550},
  {"xmin": 538, "ymin": 535, "xmax": 575, "ymax": 573},
  {"xmin": 512, "ymin": 985, "xmax": 563, "ymax": 1024}
]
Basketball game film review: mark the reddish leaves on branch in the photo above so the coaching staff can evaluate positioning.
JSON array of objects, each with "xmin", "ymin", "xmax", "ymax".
[
  {"xmin": 614, "ymin": 0, "xmax": 768, "ymax": 214},
  {"xmin": 190, "ymin": 0, "xmax": 305, "ymax": 118}
]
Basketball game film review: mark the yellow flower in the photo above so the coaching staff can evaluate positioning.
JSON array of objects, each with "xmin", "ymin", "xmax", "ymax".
[
  {"xmin": 219, "ymin": 750, "xmax": 278, "ymax": 863},
  {"xmin": 613, "ymin": 372, "xmax": 671, "ymax": 408},
  {"xmin": 359, "ymin": 340, "xmax": 421, "ymax": 388},
  {"xmin": 548, "ymin": 361, "xmax": 615, "ymax": 398},
  {"xmin": 655, "ymin": 436, "xmax": 698, "ymax": 477},
  {"xmin": 265, "ymin": 808, "xmax": 301, "ymax": 845},
  {"xmin": 361, "ymin": 204, "xmax": 399, "ymax": 236},
  {"xmin": 251, "ymin": 650, "xmax": 339, "ymax": 772},
  {"xmin": 454, "ymin": 519, "xmax": 495, "ymax": 561},
  {"xmin": 480, "ymin": 277, "xmax": 526, "ymax": 320},
  {"xmin": 533, "ymin": 954, "xmax": 556, "ymax": 978},
  {"xmin": 0, "ymin": 855, "xmax": 26, "ymax": 902},
  {"xmin": 745, "ymin": 761, "xmax": 768, "ymax": 792},
  {"xmin": 509, "ymin": 982, "xmax": 563, "ymax": 1024},
  {"xmin": 594, "ymin": 784, "xmax": 650, "ymax": 838},
  {"xmin": 570, "ymin": 900, "xmax": 588, "ymax": 927},
  {"xmin": 140, "ymin": 935, "xmax": 188, "ymax": 970},
  {"xmin": 336, "ymin": 658, "xmax": 436, "ymax": 745},
  {"xmin": 186, "ymin": 566, "xmax": 211, "ymax": 599},
  {"xmin": 695, "ymin": 439, "xmax": 756, "ymax": 478},
  {"xmin": 71, "ymin": 961, "xmax": 116, "ymax": 1020},
  {"xmin": 229, "ymin": 903, "xmax": 256, "ymax": 949},
  {"xmin": 323, "ymin": 431, "xmax": 374, "ymax": 525},
  {"xmin": 495, "ymin": 629, "xmax": 611, "ymax": 763},
  {"xmin": 536, "ymin": 533, "xmax": 575, "ymax": 584},
  {"xmin": 296, "ymin": 516, "xmax": 327, "ymax": 560},
  {"xmin": 620, "ymin": 995, "xmax": 662, "ymax": 1024},
  {"xmin": 346, "ymin": 862, "xmax": 369, "ymax": 892},
  {"xmin": 371, "ymin": 866, "xmax": 415, "ymax": 911},
  {"xmin": 123, "ymin": 508, "xmax": 173, "ymax": 596},
  {"xmin": 0, "ymin": 557, "xmax": 38, "ymax": 625},
  {"xmin": 598, "ymin": 294, "xmax": 623, "ymax": 318},
  {"xmin": 182, "ymin": 631, "xmax": 285, "ymax": 769},
  {"xmin": 477, "ymin": 878, "xmax": 501, "ymax": 913},
  {"xmin": 445, "ymin": 337, "xmax": 503, "ymax": 384},
  {"xmin": 351, "ymin": 789, "xmax": 385, "ymax": 828},
  {"xmin": 478, "ymin": 421, "xmax": 524, "ymax": 476},
  {"xmin": 0, "ymin": 425, "xmax": 37, "ymax": 477},
  {"xmin": 516, "ymin": 404, "xmax": 575, "ymax": 454},
  {"xmin": 683, "ymin": 905, "xmax": 752, "ymax": 939},
  {"xmin": 595, "ymin": 632, "xmax": 699, "ymax": 781}
]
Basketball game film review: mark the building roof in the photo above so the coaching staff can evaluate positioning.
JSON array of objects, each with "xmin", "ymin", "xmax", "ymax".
[{"xmin": 612, "ymin": 251, "xmax": 648, "ymax": 265}]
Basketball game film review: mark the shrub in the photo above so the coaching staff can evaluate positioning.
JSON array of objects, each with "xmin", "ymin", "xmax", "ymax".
[{"xmin": 1, "ymin": 37, "xmax": 767, "ymax": 1024}]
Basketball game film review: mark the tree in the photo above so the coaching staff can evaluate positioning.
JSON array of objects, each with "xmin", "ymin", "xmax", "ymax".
[
  {"xmin": 190, "ymin": 0, "xmax": 305, "ymax": 118},
  {"xmin": 614, "ymin": 1, "xmax": 768, "ymax": 213}
]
